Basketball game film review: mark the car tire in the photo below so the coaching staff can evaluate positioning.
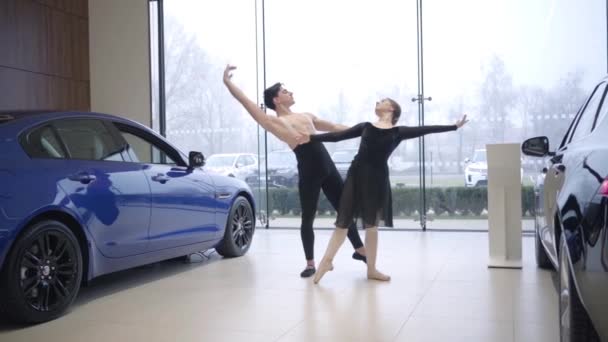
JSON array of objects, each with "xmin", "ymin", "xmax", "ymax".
[
  {"xmin": 0, "ymin": 220, "xmax": 83, "ymax": 323},
  {"xmin": 559, "ymin": 236, "xmax": 600, "ymax": 342},
  {"xmin": 535, "ymin": 221, "xmax": 553, "ymax": 270},
  {"xmin": 216, "ymin": 196, "xmax": 255, "ymax": 258}
]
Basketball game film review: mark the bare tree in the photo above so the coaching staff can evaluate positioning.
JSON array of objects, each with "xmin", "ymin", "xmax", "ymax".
[
  {"xmin": 161, "ymin": 15, "xmax": 257, "ymax": 156},
  {"xmin": 479, "ymin": 55, "xmax": 515, "ymax": 143}
]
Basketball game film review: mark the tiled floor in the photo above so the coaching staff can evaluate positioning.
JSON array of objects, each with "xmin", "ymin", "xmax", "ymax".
[{"xmin": 0, "ymin": 229, "xmax": 559, "ymax": 342}]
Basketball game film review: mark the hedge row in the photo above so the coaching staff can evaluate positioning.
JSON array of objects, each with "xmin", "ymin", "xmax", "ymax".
[{"xmin": 255, "ymin": 186, "xmax": 535, "ymax": 218}]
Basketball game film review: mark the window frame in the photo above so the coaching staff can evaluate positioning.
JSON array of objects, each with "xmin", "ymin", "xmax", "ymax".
[
  {"xmin": 564, "ymin": 82, "xmax": 607, "ymax": 145},
  {"xmin": 112, "ymin": 121, "xmax": 187, "ymax": 167}
]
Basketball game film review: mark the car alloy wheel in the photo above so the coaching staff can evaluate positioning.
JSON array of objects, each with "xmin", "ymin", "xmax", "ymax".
[
  {"xmin": 19, "ymin": 229, "xmax": 80, "ymax": 313},
  {"xmin": 231, "ymin": 201, "xmax": 254, "ymax": 250}
]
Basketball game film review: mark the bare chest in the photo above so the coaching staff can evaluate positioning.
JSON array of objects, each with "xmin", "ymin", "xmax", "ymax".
[{"xmin": 280, "ymin": 113, "xmax": 316, "ymax": 134}]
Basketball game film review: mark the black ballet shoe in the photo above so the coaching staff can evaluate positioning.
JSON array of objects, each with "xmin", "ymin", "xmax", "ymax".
[
  {"xmin": 300, "ymin": 266, "xmax": 316, "ymax": 278},
  {"xmin": 352, "ymin": 251, "xmax": 367, "ymax": 264}
]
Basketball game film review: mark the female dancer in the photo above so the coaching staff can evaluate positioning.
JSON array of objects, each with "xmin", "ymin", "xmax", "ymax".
[{"xmin": 305, "ymin": 98, "xmax": 468, "ymax": 283}]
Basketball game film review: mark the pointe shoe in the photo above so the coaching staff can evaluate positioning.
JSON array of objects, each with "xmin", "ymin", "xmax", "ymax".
[
  {"xmin": 313, "ymin": 260, "xmax": 334, "ymax": 284},
  {"xmin": 367, "ymin": 269, "xmax": 391, "ymax": 281}
]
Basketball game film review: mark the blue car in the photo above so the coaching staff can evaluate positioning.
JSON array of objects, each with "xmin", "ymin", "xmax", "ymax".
[{"xmin": 0, "ymin": 111, "xmax": 256, "ymax": 323}]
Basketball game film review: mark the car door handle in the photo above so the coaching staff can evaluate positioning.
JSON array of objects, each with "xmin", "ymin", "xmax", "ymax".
[
  {"xmin": 68, "ymin": 172, "xmax": 96, "ymax": 184},
  {"xmin": 151, "ymin": 173, "xmax": 169, "ymax": 184}
]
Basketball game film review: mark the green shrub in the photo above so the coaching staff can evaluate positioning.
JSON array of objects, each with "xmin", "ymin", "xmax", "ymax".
[{"xmin": 262, "ymin": 186, "xmax": 535, "ymax": 218}]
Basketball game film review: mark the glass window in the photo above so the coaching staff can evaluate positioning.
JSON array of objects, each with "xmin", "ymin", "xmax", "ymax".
[
  {"xmin": 472, "ymin": 150, "xmax": 487, "ymax": 163},
  {"xmin": 570, "ymin": 83, "xmax": 607, "ymax": 143},
  {"xmin": 236, "ymin": 156, "xmax": 247, "ymax": 168},
  {"xmin": 54, "ymin": 119, "xmax": 124, "ymax": 162},
  {"xmin": 120, "ymin": 131, "xmax": 176, "ymax": 165},
  {"xmin": 206, "ymin": 154, "xmax": 237, "ymax": 168},
  {"xmin": 332, "ymin": 150, "xmax": 357, "ymax": 163},
  {"xmin": 423, "ymin": 0, "xmax": 606, "ymax": 231},
  {"xmin": 244, "ymin": 155, "xmax": 256, "ymax": 166},
  {"xmin": 22, "ymin": 125, "xmax": 67, "ymax": 159}
]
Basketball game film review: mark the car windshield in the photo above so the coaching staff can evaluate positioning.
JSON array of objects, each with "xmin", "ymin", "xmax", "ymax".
[
  {"xmin": 332, "ymin": 150, "xmax": 356, "ymax": 163},
  {"xmin": 206, "ymin": 155, "xmax": 236, "ymax": 167},
  {"xmin": 473, "ymin": 150, "xmax": 487, "ymax": 163},
  {"xmin": 268, "ymin": 151, "xmax": 295, "ymax": 166}
]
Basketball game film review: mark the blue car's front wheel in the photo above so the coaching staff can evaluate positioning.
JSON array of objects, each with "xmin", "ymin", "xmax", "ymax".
[
  {"xmin": 0, "ymin": 220, "xmax": 83, "ymax": 323},
  {"xmin": 216, "ymin": 196, "xmax": 255, "ymax": 258}
]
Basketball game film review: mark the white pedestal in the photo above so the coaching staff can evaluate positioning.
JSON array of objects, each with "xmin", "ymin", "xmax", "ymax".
[{"xmin": 487, "ymin": 143, "xmax": 522, "ymax": 269}]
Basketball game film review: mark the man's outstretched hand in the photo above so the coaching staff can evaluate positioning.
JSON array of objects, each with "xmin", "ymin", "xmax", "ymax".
[{"xmin": 223, "ymin": 64, "xmax": 237, "ymax": 84}]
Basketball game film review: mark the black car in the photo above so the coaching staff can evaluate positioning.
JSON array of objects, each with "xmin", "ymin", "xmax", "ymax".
[
  {"xmin": 522, "ymin": 77, "xmax": 608, "ymax": 341},
  {"xmin": 245, "ymin": 150, "xmax": 298, "ymax": 188}
]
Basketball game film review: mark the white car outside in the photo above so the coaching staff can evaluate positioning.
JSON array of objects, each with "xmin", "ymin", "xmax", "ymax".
[
  {"xmin": 464, "ymin": 149, "xmax": 488, "ymax": 187},
  {"xmin": 464, "ymin": 149, "xmax": 524, "ymax": 187},
  {"xmin": 205, "ymin": 153, "xmax": 258, "ymax": 180}
]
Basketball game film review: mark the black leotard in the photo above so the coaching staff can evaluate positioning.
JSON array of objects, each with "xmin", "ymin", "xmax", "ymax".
[{"xmin": 311, "ymin": 122, "xmax": 457, "ymax": 228}]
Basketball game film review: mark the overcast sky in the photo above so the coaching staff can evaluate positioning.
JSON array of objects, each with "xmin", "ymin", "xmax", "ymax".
[{"xmin": 165, "ymin": 0, "xmax": 607, "ymax": 122}]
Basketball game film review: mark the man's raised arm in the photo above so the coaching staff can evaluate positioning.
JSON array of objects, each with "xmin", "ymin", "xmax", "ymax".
[
  {"xmin": 222, "ymin": 64, "xmax": 301, "ymax": 147},
  {"xmin": 223, "ymin": 65, "xmax": 274, "ymax": 130}
]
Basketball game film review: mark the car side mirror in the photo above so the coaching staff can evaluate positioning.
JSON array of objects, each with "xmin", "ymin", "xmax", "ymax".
[
  {"xmin": 522, "ymin": 136, "xmax": 550, "ymax": 157},
  {"xmin": 188, "ymin": 151, "xmax": 205, "ymax": 168},
  {"xmin": 464, "ymin": 158, "xmax": 470, "ymax": 164}
]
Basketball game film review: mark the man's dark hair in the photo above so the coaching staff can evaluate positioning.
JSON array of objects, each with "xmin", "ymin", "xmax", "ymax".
[
  {"xmin": 263, "ymin": 82, "xmax": 282, "ymax": 111},
  {"xmin": 387, "ymin": 98, "xmax": 402, "ymax": 125}
]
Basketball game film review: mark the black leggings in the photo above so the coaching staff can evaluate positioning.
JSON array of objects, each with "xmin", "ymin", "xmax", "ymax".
[{"xmin": 299, "ymin": 167, "xmax": 364, "ymax": 261}]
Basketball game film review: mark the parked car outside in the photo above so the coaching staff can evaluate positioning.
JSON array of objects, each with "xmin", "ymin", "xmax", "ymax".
[
  {"xmin": 331, "ymin": 148, "xmax": 358, "ymax": 180},
  {"xmin": 464, "ymin": 148, "xmax": 524, "ymax": 187},
  {"xmin": 246, "ymin": 150, "xmax": 298, "ymax": 188},
  {"xmin": 464, "ymin": 149, "xmax": 488, "ymax": 187},
  {"xmin": 205, "ymin": 153, "xmax": 258, "ymax": 180}
]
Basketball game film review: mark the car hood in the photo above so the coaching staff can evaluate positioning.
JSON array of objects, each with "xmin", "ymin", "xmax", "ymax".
[
  {"xmin": 467, "ymin": 162, "xmax": 487, "ymax": 169},
  {"xmin": 205, "ymin": 166, "xmax": 233, "ymax": 175}
]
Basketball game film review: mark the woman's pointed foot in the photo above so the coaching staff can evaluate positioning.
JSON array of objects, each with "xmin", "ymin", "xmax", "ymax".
[
  {"xmin": 313, "ymin": 260, "xmax": 334, "ymax": 284},
  {"xmin": 367, "ymin": 269, "xmax": 391, "ymax": 281}
]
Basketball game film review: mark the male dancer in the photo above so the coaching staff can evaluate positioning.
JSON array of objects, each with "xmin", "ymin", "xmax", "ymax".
[{"xmin": 222, "ymin": 64, "xmax": 366, "ymax": 277}]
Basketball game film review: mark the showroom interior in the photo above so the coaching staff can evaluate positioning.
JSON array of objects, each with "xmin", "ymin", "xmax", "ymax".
[{"xmin": 1, "ymin": 0, "xmax": 608, "ymax": 341}]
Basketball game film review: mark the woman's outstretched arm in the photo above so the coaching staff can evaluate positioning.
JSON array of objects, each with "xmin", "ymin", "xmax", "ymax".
[{"xmin": 310, "ymin": 122, "xmax": 366, "ymax": 143}]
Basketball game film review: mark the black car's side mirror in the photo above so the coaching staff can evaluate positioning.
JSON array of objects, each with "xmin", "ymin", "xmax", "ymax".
[
  {"xmin": 188, "ymin": 151, "xmax": 205, "ymax": 168},
  {"xmin": 522, "ymin": 136, "xmax": 550, "ymax": 157}
]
